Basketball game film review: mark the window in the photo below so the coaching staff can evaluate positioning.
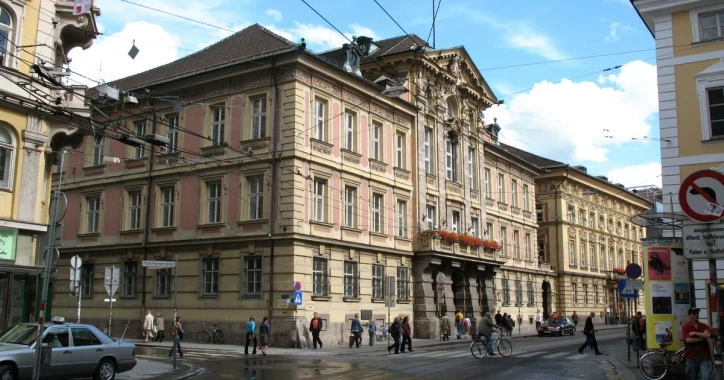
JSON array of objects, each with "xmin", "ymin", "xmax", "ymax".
[
  {"xmin": 0, "ymin": 6, "xmax": 12, "ymax": 67},
  {"xmin": 372, "ymin": 264, "xmax": 385, "ymax": 300},
  {"xmin": 396, "ymin": 200, "xmax": 407, "ymax": 238},
  {"xmin": 43, "ymin": 328, "xmax": 70, "ymax": 348},
  {"xmin": 244, "ymin": 256, "xmax": 262, "ymax": 296},
  {"xmin": 166, "ymin": 114, "xmax": 179, "ymax": 153},
  {"xmin": 594, "ymin": 285, "xmax": 599, "ymax": 304},
  {"xmin": 85, "ymin": 196, "xmax": 100, "ymax": 233},
  {"xmin": 567, "ymin": 206, "xmax": 575, "ymax": 223},
  {"xmin": 445, "ymin": 98, "xmax": 455, "ymax": 119},
  {"xmin": 313, "ymin": 257, "xmax": 329, "ymax": 296},
  {"xmin": 579, "ymin": 209, "xmax": 586, "ymax": 226},
  {"xmin": 371, "ymin": 122, "xmax": 381, "ymax": 160},
  {"xmin": 156, "ymin": 268, "xmax": 171, "ymax": 297},
  {"xmin": 248, "ymin": 176, "xmax": 263, "ymax": 220},
  {"xmin": 502, "ymin": 278, "xmax": 510, "ymax": 304},
  {"xmin": 497, "ymin": 174, "xmax": 505, "ymax": 203},
  {"xmin": 314, "ymin": 100, "xmax": 326, "ymax": 141},
  {"xmin": 425, "ymin": 205, "xmax": 436, "ymax": 229},
  {"xmin": 122, "ymin": 262, "xmax": 137, "ymax": 297},
  {"xmin": 91, "ymin": 135, "xmax": 104, "ymax": 166},
  {"xmin": 133, "ymin": 121, "xmax": 146, "ymax": 159},
  {"xmin": 470, "ymin": 217, "xmax": 479, "ymax": 237},
  {"xmin": 452, "ymin": 210, "xmax": 461, "ymax": 233},
  {"xmin": 527, "ymin": 281, "xmax": 534, "ymax": 305},
  {"xmin": 445, "ymin": 136, "xmax": 458, "ymax": 181},
  {"xmin": 313, "ymin": 179, "xmax": 327, "ymax": 223},
  {"xmin": 536, "ymin": 204, "xmax": 544, "ymax": 222},
  {"xmin": 343, "ymin": 260, "xmax": 359, "ymax": 298},
  {"xmin": 251, "ymin": 97, "xmax": 266, "ymax": 139},
  {"xmin": 616, "ymin": 222, "xmax": 622, "ymax": 234},
  {"xmin": 341, "ymin": 112, "xmax": 354, "ymax": 151},
  {"xmin": 344, "ymin": 186, "xmax": 356, "ymax": 228},
  {"xmin": 707, "ymin": 88, "xmax": 724, "ymax": 139},
  {"xmin": 608, "ymin": 219, "xmax": 613, "ymax": 232},
  {"xmin": 485, "ymin": 222, "xmax": 493, "ymax": 239},
  {"xmin": 395, "ymin": 132, "xmax": 405, "ymax": 169},
  {"xmin": 210, "ymin": 106, "xmax": 225, "ymax": 145},
  {"xmin": 128, "ymin": 190, "xmax": 142, "ymax": 230},
  {"xmin": 81, "ymin": 264, "xmax": 93, "ymax": 297},
  {"xmin": 511, "ymin": 179, "xmax": 518, "ymax": 207},
  {"xmin": 580, "ymin": 243, "xmax": 587, "ymax": 267},
  {"xmin": 201, "ymin": 258, "xmax": 219, "ymax": 296},
  {"xmin": 525, "ymin": 233, "xmax": 532, "ymax": 260},
  {"xmin": 591, "ymin": 245, "xmax": 597, "ymax": 269},
  {"xmin": 700, "ymin": 10, "xmax": 724, "ymax": 41},
  {"xmin": 523, "ymin": 185, "xmax": 530, "ymax": 211},
  {"xmin": 589, "ymin": 212, "xmax": 594, "ymax": 228},
  {"xmin": 424, "ymin": 127, "xmax": 433, "ymax": 174},
  {"xmin": 599, "ymin": 216, "xmax": 604, "ymax": 229},
  {"xmin": 484, "ymin": 168, "xmax": 491, "ymax": 198},
  {"xmin": 500, "ymin": 226, "xmax": 507, "ymax": 255},
  {"xmin": 71, "ymin": 328, "xmax": 102, "ymax": 347},
  {"xmin": 633, "ymin": 228, "xmax": 638, "ymax": 240},
  {"xmin": 600, "ymin": 245, "xmax": 606, "ymax": 270},
  {"xmin": 571, "ymin": 283, "xmax": 577, "ymax": 303},
  {"xmin": 160, "ymin": 186, "xmax": 175, "ymax": 227},
  {"xmin": 569, "ymin": 241, "xmax": 576, "ymax": 266},
  {"xmin": 513, "ymin": 230, "xmax": 521, "ymax": 259},
  {"xmin": 397, "ymin": 267, "xmax": 410, "ymax": 300},
  {"xmin": 206, "ymin": 181, "xmax": 222, "ymax": 224},
  {"xmin": 372, "ymin": 193, "xmax": 382, "ymax": 233},
  {"xmin": 0, "ymin": 126, "xmax": 15, "ymax": 190},
  {"xmin": 609, "ymin": 247, "xmax": 615, "ymax": 270},
  {"xmin": 468, "ymin": 148, "xmax": 477, "ymax": 189},
  {"xmin": 583, "ymin": 284, "xmax": 588, "ymax": 303},
  {"xmin": 515, "ymin": 279, "xmax": 522, "ymax": 306},
  {"xmin": 618, "ymin": 249, "xmax": 624, "ymax": 268}
]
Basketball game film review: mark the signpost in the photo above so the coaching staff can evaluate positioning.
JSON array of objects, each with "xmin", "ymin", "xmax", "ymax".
[
  {"xmin": 292, "ymin": 291, "xmax": 303, "ymax": 306},
  {"xmin": 70, "ymin": 255, "xmax": 82, "ymax": 323},
  {"xmin": 104, "ymin": 267, "xmax": 119, "ymax": 337},
  {"xmin": 142, "ymin": 257, "xmax": 178, "ymax": 370},
  {"xmin": 386, "ymin": 276, "xmax": 395, "ymax": 346},
  {"xmin": 435, "ymin": 272, "xmax": 445, "ymax": 341}
]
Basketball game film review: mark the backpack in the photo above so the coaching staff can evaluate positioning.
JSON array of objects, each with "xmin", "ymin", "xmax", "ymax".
[
  {"xmin": 463, "ymin": 319, "xmax": 469, "ymax": 327},
  {"xmin": 632, "ymin": 317, "xmax": 640, "ymax": 334}
]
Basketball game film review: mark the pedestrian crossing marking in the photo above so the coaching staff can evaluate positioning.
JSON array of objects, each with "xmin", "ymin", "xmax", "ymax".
[
  {"xmin": 541, "ymin": 352, "xmax": 568, "ymax": 359},
  {"xmin": 566, "ymin": 353, "xmax": 587, "ymax": 360}
]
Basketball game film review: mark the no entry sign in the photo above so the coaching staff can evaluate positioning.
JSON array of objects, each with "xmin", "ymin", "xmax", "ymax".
[{"xmin": 679, "ymin": 170, "xmax": 724, "ymax": 223}]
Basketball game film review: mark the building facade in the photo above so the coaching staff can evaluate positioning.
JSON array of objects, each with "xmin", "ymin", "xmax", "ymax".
[
  {"xmin": 632, "ymin": 0, "xmax": 724, "ymax": 326},
  {"xmin": 0, "ymin": 0, "xmax": 98, "ymax": 329}
]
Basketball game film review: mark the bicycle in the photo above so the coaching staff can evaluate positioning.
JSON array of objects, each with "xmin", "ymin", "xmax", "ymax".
[
  {"xmin": 470, "ymin": 329, "xmax": 512, "ymax": 359},
  {"xmin": 197, "ymin": 321, "xmax": 225, "ymax": 344},
  {"xmin": 639, "ymin": 342, "xmax": 685, "ymax": 380}
]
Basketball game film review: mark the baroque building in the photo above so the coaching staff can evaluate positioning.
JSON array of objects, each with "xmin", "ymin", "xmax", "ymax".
[{"xmin": 0, "ymin": 0, "xmax": 99, "ymax": 328}]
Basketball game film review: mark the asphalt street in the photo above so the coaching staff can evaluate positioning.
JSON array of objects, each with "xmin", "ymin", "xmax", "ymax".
[{"xmin": 133, "ymin": 329, "xmax": 629, "ymax": 380}]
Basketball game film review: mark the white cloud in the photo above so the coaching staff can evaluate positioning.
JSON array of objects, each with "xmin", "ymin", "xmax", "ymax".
[
  {"xmin": 485, "ymin": 60, "xmax": 658, "ymax": 163},
  {"xmin": 604, "ymin": 22, "xmax": 635, "ymax": 42},
  {"xmin": 606, "ymin": 162, "xmax": 662, "ymax": 188},
  {"xmin": 266, "ymin": 9, "xmax": 283, "ymax": 22},
  {"xmin": 67, "ymin": 21, "xmax": 180, "ymax": 86}
]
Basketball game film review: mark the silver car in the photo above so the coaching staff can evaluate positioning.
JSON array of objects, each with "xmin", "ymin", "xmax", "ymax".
[{"xmin": 0, "ymin": 318, "xmax": 136, "ymax": 380}]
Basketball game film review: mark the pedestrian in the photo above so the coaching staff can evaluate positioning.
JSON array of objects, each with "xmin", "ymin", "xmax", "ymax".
[
  {"xmin": 143, "ymin": 311, "xmax": 154, "ymax": 343},
  {"xmin": 682, "ymin": 307, "xmax": 713, "ymax": 380},
  {"xmin": 350, "ymin": 313, "xmax": 362, "ymax": 348},
  {"xmin": 462, "ymin": 316, "xmax": 471, "ymax": 339},
  {"xmin": 387, "ymin": 316, "xmax": 401, "ymax": 354},
  {"xmin": 535, "ymin": 309, "xmax": 543, "ymax": 330},
  {"xmin": 571, "ymin": 311, "xmax": 579, "ymax": 333},
  {"xmin": 245, "ymin": 316, "xmax": 257, "ymax": 355},
  {"xmin": 167, "ymin": 316, "xmax": 183, "ymax": 358},
  {"xmin": 260, "ymin": 316, "xmax": 271, "ymax": 356},
  {"xmin": 401, "ymin": 316, "xmax": 413, "ymax": 352},
  {"xmin": 367, "ymin": 320, "xmax": 377, "ymax": 346},
  {"xmin": 578, "ymin": 312, "xmax": 602, "ymax": 355},
  {"xmin": 309, "ymin": 312, "xmax": 323, "ymax": 349},
  {"xmin": 505, "ymin": 314, "xmax": 514, "ymax": 337},
  {"xmin": 440, "ymin": 313, "xmax": 452, "ymax": 341},
  {"xmin": 494, "ymin": 310, "xmax": 503, "ymax": 327},
  {"xmin": 455, "ymin": 310, "xmax": 464, "ymax": 339},
  {"xmin": 155, "ymin": 313, "xmax": 165, "ymax": 342},
  {"xmin": 477, "ymin": 312, "xmax": 497, "ymax": 356}
]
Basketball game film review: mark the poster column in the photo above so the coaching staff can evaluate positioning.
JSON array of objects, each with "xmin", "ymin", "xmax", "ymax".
[{"xmin": 642, "ymin": 238, "xmax": 687, "ymax": 352}]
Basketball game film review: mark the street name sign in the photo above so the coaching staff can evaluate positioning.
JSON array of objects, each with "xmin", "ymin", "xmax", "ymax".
[
  {"xmin": 142, "ymin": 260, "xmax": 176, "ymax": 269},
  {"xmin": 683, "ymin": 223, "xmax": 724, "ymax": 259}
]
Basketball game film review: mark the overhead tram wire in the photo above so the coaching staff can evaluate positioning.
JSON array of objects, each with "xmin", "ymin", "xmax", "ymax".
[
  {"xmin": 426, "ymin": 0, "xmax": 442, "ymax": 48},
  {"xmin": 119, "ymin": 0, "xmax": 235, "ymax": 33}
]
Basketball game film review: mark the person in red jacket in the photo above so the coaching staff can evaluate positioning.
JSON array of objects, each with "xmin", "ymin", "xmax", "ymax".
[{"xmin": 401, "ymin": 316, "xmax": 413, "ymax": 353}]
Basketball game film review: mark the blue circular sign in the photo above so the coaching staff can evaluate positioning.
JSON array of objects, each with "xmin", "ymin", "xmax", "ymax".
[{"xmin": 625, "ymin": 263, "xmax": 642, "ymax": 279}]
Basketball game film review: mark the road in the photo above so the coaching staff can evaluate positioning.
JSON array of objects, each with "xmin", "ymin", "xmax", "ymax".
[{"xmin": 133, "ymin": 329, "xmax": 631, "ymax": 379}]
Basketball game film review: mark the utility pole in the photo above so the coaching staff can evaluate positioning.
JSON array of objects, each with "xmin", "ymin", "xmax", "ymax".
[{"xmin": 32, "ymin": 149, "xmax": 66, "ymax": 380}]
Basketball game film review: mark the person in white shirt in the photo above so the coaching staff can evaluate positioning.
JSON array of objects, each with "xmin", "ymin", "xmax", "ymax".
[
  {"xmin": 143, "ymin": 311, "xmax": 155, "ymax": 343},
  {"xmin": 535, "ymin": 310, "xmax": 543, "ymax": 330}
]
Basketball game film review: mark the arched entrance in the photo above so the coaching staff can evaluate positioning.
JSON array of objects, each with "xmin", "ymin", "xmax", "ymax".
[{"xmin": 542, "ymin": 281, "xmax": 552, "ymax": 319}]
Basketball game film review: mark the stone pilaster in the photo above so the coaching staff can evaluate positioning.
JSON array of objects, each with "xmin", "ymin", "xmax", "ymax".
[{"xmin": 412, "ymin": 257, "xmax": 441, "ymax": 339}]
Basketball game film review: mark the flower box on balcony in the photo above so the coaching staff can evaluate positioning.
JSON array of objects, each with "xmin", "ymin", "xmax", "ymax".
[{"xmin": 613, "ymin": 268, "xmax": 626, "ymax": 275}]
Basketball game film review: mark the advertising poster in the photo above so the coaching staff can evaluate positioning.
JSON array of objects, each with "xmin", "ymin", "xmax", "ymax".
[
  {"xmin": 651, "ymin": 282, "xmax": 673, "ymax": 315},
  {"xmin": 648, "ymin": 247, "xmax": 671, "ymax": 281},
  {"xmin": 670, "ymin": 252, "xmax": 689, "ymax": 281},
  {"xmin": 673, "ymin": 283, "xmax": 691, "ymax": 315},
  {"xmin": 654, "ymin": 320, "xmax": 674, "ymax": 345}
]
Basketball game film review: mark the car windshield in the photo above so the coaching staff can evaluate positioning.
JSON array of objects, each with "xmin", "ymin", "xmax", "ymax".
[
  {"xmin": 0, "ymin": 324, "xmax": 38, "ymax": 345},
  {"xmin": 547, "ymin": 318, "xmax": 566, "ymax": 325}
]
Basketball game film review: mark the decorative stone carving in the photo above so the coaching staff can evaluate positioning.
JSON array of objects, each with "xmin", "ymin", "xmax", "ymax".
[
  {"xmin": 240, "ymin": 137, "xmax": 270, "ymax": 152},
  {"xmin": 200, "ymin": 145, "xmax": 226, "ymax": 157},
  {"xmin": 486, "ymin": 199, "xmax": 495, "ymax": 208},
  {"xmin": 371, "ymin": 103, "xmax": 393, "ymax": 120},
  {"xmin": 394, "ymin": 167, "xmax": 411, "ymax": 181},
  {"xmin": 394, "ymin": 114, "xmax": 412, "ymax": 128},
  {"xmin": 342, "ymin": 90, "xmax": 367, "ymax": 108},
  {"xmin": 449, "ymin": 55, "xmax": 461, "ymax": 82},
  {"xmin": 426, "ymin": 175, "xmax": 437, "ymax": 187},
  {"xmin": 369, "ymin": 159, "xmax": 387, "ymax": 173},
  {"xmin": 497, "ymin": 202, "xmax": 508, "ymax": 212},
  {"xmin": 311, "ymin": 139, "xmax": 332, "ymax": 155},
  {"xmin": 312, "ymin": 76, "xmax": 341, "ymax": 97},
  {"xmin": 342, "ymin": 149, "xmax": 362, "ymax": 164},
  {"xmin": 470, "ymin": 189, "xmax": 479, "ymax": 200},
  {"xmin": 445, "ymin": 181, "xmax": 463, "ymax": 195},
  {"xmin": 279, "ymin": 69, "xmax": 311, "ymax": 84}
]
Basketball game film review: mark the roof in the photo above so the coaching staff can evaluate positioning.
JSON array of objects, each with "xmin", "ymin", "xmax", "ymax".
[
  {"xmin": 108, "ymin": 24, "xmax": 298, "ymax": 91},
  {"xmin": 497, "ymin": 142, "xmax": 564, "ymax": 169},
  {"xmin": 368, "ymin": 34, "xmax": 429, "ymax": 58},
  {"xmin": 484, "ymin": 141, "xmax": 540, "ymax": 173}
]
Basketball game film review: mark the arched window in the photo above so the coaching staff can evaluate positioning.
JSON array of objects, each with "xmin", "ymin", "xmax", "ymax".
[
  {"xmin": 444, "ymin": 97, "xmax": 456, "ymax": 120},
  {"xmin": 0, "ymin": 6, "xmax": 12, "ymax": 67},
  {"xmin": 0, "ymin": 125, "xmax": 16, "ymax": 190}
]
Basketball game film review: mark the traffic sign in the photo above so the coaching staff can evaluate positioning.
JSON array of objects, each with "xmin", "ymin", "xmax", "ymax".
[
  {"xmin": 293, "ymin": 291, "xmax": 303, "ymax": 305},
  {"xmin": 142, "ymin": 260, "xmax": 176, "ymax": 269},
  {"xmin": 69, "ymin": 267, "xmax": 81, "ymax": 282},
  {"xmin": 70, "ymin": 255, "xmax": 82, "ymax": 269},
  {"xmin": 104, "ymin": 267, "xmax": 119, "ymax": 297},
  {"xmin": 625, "ymin": 263, "xmax": 642, "ymax": 279},
  {"xmin": 619, "ymin": 279, "xmax": 640, "ymax": 298},
  {"xmin": 294, "ymin": 281, "xmax": 301, "ymax": 291},
  {"xmin": 679, "ymin": 170, "xmax": 724, "ymax": 223},
  {"xmin": 44, "ymin": 248, "xmax": 60, "ymax": 269},
  {"xmin": 682, "ymin": 223, "xmax": 724, "ymax": 259}
]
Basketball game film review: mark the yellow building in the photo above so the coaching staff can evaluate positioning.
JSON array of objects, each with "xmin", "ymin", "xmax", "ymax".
[
  {"xmin": 632, "ymin": 0, "xmax": 724, "ymax": 326},
  {"xmin": 0, "ymin": 0, "xmax": 98, "ymax": 328}
]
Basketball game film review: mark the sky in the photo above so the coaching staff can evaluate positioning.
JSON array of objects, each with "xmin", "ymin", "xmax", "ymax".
[{"xmin": 67, "ymin": 0, "xmax": 662, "ymax": 189}]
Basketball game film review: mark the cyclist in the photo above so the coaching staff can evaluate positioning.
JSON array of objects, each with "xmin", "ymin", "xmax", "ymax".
[{"xmin": 477, "ymin": 311, "xmax": 498, "ymax": 356}]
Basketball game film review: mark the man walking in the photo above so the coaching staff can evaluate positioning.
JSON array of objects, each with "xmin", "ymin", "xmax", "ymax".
[
  {"xmin": 441, "ymin": 313, "xmax": 452, "ymax": 341},
  {"xmin": 350, "ymin": 313, "xmax": 362, "ymax": 348},
  {"xmin": 401, "ymin": 316, "xmax": 413, "ymax": 352},
  {"xmin": 571, "ymin": 311, "xmax": 579, "ymax": 333},
  {"xmin": 167, "ymin": 316, "xmax": 184, "ymax": 358},
  {"xmin": 309, "ymin": 312, "xmax": 323, "ymax": 349},
  {"xmin": 578, "ymin": 312, "xmax": 602, "ymax": 355},
  {"xmin": 387, "ymin": 316, "xmax": 401, "ymax": 354},
  {"xmin": 154, "ymin": 313, "xmax": 165, "ymax": 342},
  {"xmin": 682, "ymin": 307, "xmax": 713, "ymax": 380},
  {"xmin": 143, "ymin": 311, "xmax": 154, "ymax": 343},
  {"xmin": 477, "ymin": 312, "xmax": 498, "ymax": 356},
  {"xmin": 494, "ymin": 310, "xmax": 503, "ymax": 327}
]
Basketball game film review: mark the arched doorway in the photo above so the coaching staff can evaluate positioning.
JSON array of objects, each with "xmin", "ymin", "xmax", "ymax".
[{"xmin": 542, "ymin": 281, "xmax": 552, "ymax": 319}]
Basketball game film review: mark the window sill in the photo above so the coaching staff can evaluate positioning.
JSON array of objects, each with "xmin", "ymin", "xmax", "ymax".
[
  {"xmin": 396, "ymin": 299, "xmax": 411, "ymax": 304},
  {"xmin": 238, "ymin": 218, "xmax": 269, "ymax": 226},
  {"xmin": 310, "ymin": 220, "xmax": 334, "ymax": 228},
  {"xmin": 197, "ymin": 223, "xmax": 226, "ymax": 229},
  {"xmin": 83, "ymin": 164, "xmax": 106, "ymax": 171},
  {"xmin": 156, "ymin": 151, "xmax": 180, "ymax": 159},
  {"xmin": 119, "ymin": 229, "xmax": 143, "ymax": 235},
  {"xmin": 153, "ymin": 295, "xmax": 172, "ymax": 299},
  {"xmin": 200, "ymin": 294, "xmax": 219, "ymax": 299},
  {"xmin": 240, "ymin": 136, "xmax": 271, "ymax": 151},
  {"xmin": 394, "ymin": 236, "xmax": 412, "ymax": 242},
  {"xmin": 312, "ymin": 295, "xmax": 331, "ymax": 301},
  {"xmin": 78, "ymin": 232, "xmax": 100, "ymax": 238},
  {"xmin": 81, "ymin": 295, "xmax": 93, "ymax": 299},
  {"xmin": 151, "ymin": 226, "xmax": 178, "ymax": 232},
  {"xmin": 702, "ymin": 137, "xmax": 724, "ymax": 145},
  {"xmin": 527, "ymin": 303, "xmax": 535, "ymax": 308},
  {"xmin": 121, "ymin": 295, "xmax": 137, "ymax": 300},
  {"xmin": 371, "ymin": 298, "xmax": 386, "ymax": 303},
  {"xmin": 502, "ymin": 303, "xmax": 511, "ymax": 307},
  {"xmin": 341, "ymin": 226, "xmax": 363, "ymax": 233},
  {"xmin": 369, "ymin": 232, "xmax": 388, "ymax": 238},
  {"xmin": 241, "ymin": 294, "xmax": 262, "ymax": 299},
  {"xmin": 693, "ymin": 36, "xmax": 724, "ymax": 46},
  {"xmin": 343, "ymin": 297, "xmax": 361, "ymax": 302},
  {"xmin": 200, "ymin": 145, "xmax": 227, "ymax": 156}
]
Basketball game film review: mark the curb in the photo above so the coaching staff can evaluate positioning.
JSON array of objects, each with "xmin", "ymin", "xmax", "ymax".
[{"xmin": 608, "ymin": 356, "xmax": 639, "ymax": 380}]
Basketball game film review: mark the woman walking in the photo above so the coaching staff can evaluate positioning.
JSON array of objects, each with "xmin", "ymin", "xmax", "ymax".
[
  {"xmin": 367, "ymin": 320, "xmax": 377, "ymax": 346},
  {"xmin": 167, "ymin": 316, "xmax": 184, "ymax": 358},
  {"xmin": 387, "ymin": 317, "xmax": 401, "ymax": 354},
  {"xmin": 401, "ymin": 316, "xmax": 413, "ymax": 352},
  {"xmin": 245, "ymin": 316, "xmax": 257, "ymax": 355},
  {"xmin": 260, "ymin": 316, "xmax": 271, "ymax": 356}
]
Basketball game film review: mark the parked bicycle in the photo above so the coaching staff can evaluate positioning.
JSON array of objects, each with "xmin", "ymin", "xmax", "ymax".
[
  {"xmin": 471, "ymin": 329, "xmax": 512, "ymax": 358},
  {"xmin": 639, "ymin": 342, "xmax": 685, "ymax": 380},
  {"xmin": 197, "ymin": 321, "xmax": 225, "ymax": 344}
]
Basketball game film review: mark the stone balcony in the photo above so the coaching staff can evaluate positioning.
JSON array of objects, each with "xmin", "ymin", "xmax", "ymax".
[
  {"xmin": 416, "ymin": 233, "xmax": 500, "ymax": 260},
  {"xmin": 55, "ymin": 1, "xmax": 101, "ymax": 63}
]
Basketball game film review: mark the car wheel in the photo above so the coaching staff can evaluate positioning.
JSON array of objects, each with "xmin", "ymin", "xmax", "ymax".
[
  {"xmin": 0, "ymin": 365, "xmax": 15, "ymax": 380},
  {"xmin": 94, "ymin": 358, "xmax": 116, "ymax": 380},
  {"xmin": 538, "ymin": 332, "xmax": 544, "ymax": 337}
]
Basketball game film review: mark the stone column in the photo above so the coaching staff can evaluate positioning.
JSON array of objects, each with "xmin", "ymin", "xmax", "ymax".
[
  {"xmin": 413, "ymin": 257, "xmax": 440, "ymax": 339},
  {"xmin": 465, "ymin": 264, "xmax": 486, "ymax": 330},
  {"xmin": 480, "ymin": 266, "xmax": 497, "ymax": 316}
]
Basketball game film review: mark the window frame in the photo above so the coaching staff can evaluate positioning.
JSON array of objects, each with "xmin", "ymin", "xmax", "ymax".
[
  {"xmin": 515, "ymin": 279, "xmax": 523, "ymax": 306},
  {"xmin": 499, "ymin": 226, "xmax": 507, "ymax": 255},
  {"xmin": 127, "ymin": 190, "xmax": 142, "ymax": 230},
  {"xmin": 243, "ymin": 256, "xmax": 262, "ymax": 297},
  {"xmin": 569, "ymin": 241, "xmax": 576, "ymax": 266},
  {"xmin": 247, "ymin": 176, "xmax": 264, "ymax": 220},
  {"xmin": 201, "ymin": 257, "xmax": 220, "ymax": 297},
  {"xmin": 513, "ymin": 230, "xmax": 521, "ymax": 259},
  {"xmin": 692, "ymin": 6, "xmax": 724, "ymax": 43},
  {"xmin": 423, "ymin": 127, "xmax": 433, "ymax": 174},
  {"xmin": 396, "ymin": 199, "xmax": 407, "ymax": 238},
  {"xmin": 155, "ymin": 267, "xmax": 172, "ymax": 298},
  {"xmin": 313, "ymin": 178, "xmax": 327, "ymax": 223},
  {"xmin": 210, "ymin": 105, "xmax": 226, "ymax": 146},
  {"xmin": 343, "ymin": 260, "xmax": 359, "ymax": 299},
  {"xmin": 0, "ymin": 6, "xmax": 13, "ymax": 68},
  {"xmin": 484, "ymin": 168, "xmax": 491, "ymax": 198},
  {"xmin": 580, "ymin": 242, "xmax": 587, "ymax": 267},
  {"xmin": 344, "ymin": 185, "xmax": 357, "ymax": 228},
  {"xmin": 372, "ymin": 264, "xmax": 385, "ymax": 300},
  {"xmin": 344, "ymin": 111, "xmax": 355, "ymax": 152},
  {"xmin": 133, "ymin": 121, "xmax": 146, "ymax": 159},
  {"xmin": 395, "ymin": 131, "xmax": 406, "ymax": 169},
  {"xmin": 371, "ymin": 122, "xmax": 382, "ymax": 161},
  {"xmin": 91, "ymin": 135, "xmax": 104, "ymax": 166},
  {"xmin": 524, "ymin": 232, "xmax": 531, "ymax": 261},
  {"xmin": 522, "ymin": 184, "xmax": 530, "ymax": 211},
  {"xmin": 251, "ymin": 97, "xmax": 267, "ymax": 139},
  {"xmin": 0, "ymin": 124, "xmax": 16, "ymax": 190},
  {"xmin": 471, "ymin": 217, "xmax": 480, "ymax": 237},
  {"xmin": 497, "ymin": 174, "xmax": 505, "ymax": 203},
  {"xmin": 80, "ymin": 263, "xmax": 93, "ymax": 298},
  {"xmin": 85, "ymin": 195, "xmax": 101, "ymax": 234},
  {"xmin": 165, "ymin": 114, "xmax": 179, "ymax": 153},
  {"xmin": 122, "ymin": 261, "xmax": 137, "ymax": 298},
  {"xmin": 205, "ymin": 180, "xmax": 223, "ymax": 224},
  {"xmin": 396, "ymin": 266, "xmax": 410, "ymax": 301},
  {"xmin": 468, "ymin": 147, "xmax": 477, "ymax": 190},
  {"xmin": 312, "ymin": 256, "xmax": 329, "ymax": 296},
  {"xmin": 159, "ymin": 185, "xmax": 176, "ymax": 228},
  {"xmin": 313, "ymin": 99, "xmax": 326, "ymax": 142},
  {"xmin": 527, "ymin": 280, "xmax": 534, "ymax": 305},
  {"xmin": 510, "ymin": 179, "xmax": 518, "ymax": 207},
  {"xmin": 371, "ymin": 192, "xmax": 383, "ymax": 233},
  {"xmin": 571, "ymin": 282, "xmax": 577, "ymax": 303},
  {"xmin": 502, "ymin": 278, "xmax": 510, "ymax": 304}
]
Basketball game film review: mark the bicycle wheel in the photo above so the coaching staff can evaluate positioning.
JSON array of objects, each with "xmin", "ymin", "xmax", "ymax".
[
  {"xmin": 214, "ymin": 331, "xmax": 225, "ymax": 344},
  {"xmin": 197, "ymin": 331, "xmax": 211, "ymax": 344},
  {"xmin": 497, "ymin": 339, "xmax": 512, "ymax": 357},
  {"xmin": 639, "ymin": 352, "xmax": 668, "ymax": 380},
  {"xmin": 471, "ymin": 340, "xmax": 488, "ymax": 359}
]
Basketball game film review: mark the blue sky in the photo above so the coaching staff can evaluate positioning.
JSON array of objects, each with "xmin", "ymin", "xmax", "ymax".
[{"xmin": 69, "ymin": 0, "xmax": 662, "ymax": 188}]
